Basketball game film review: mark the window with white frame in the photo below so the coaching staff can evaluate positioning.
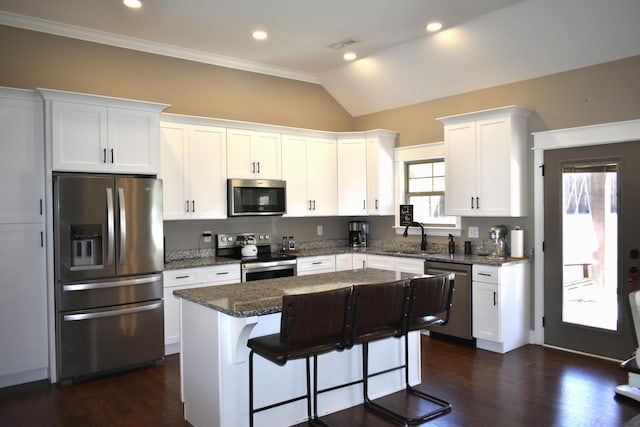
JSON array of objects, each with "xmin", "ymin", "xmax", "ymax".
[{"xmin": 405, "ymin": 159, "xmax": 457, "ymax": 227}]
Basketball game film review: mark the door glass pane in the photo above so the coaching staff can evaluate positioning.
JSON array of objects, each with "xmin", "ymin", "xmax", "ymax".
[{"xmin": 562, "ymin": 164, "xmax": 618, "ymax": 330}]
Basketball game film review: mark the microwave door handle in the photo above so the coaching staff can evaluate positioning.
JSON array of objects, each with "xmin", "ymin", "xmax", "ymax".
[
  {"xmin": 106, "ymin": 187, "xmax": 114, "ymax": 266},
  {"xmin": 118, "ymin": 187, "xmax": 126, "ymax": 265}
]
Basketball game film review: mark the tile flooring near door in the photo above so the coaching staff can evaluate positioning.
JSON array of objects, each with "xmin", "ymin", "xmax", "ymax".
[{"xmin": 0, "ymin": 337, "xmax": 638, "ymax": 427}]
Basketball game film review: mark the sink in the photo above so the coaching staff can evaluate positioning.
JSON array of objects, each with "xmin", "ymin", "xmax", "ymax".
[{"xmin": 379, "ymin": 249, "xmax": 440, "ymax": 256}]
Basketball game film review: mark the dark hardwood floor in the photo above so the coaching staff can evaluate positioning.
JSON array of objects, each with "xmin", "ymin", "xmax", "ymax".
[{"xmin": 1, "ymin": 336, "xmax": 638, "ymax": 426}]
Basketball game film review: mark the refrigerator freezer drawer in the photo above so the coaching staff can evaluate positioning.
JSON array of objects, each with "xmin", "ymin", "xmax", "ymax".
[
  {"xmin": 58, "ymin": 273, "xmax": 163, "ymax": 312},
  {"xmin": 58, "ymin": 300, "xmax": 164, "ymax": 381}
]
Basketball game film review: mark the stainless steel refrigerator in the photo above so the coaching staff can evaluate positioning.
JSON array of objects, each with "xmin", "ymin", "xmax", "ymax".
[{"xmin": 53, "ymin": 174, "xmax": 164, "ymax": 384}]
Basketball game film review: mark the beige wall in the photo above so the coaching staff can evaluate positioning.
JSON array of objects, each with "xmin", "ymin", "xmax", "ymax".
[
  {"xmin": 0, "ymin": 25, "xmax": 353, "ymax": 131},
  {"xmin": 2, "ymin": 25, "xmax": 639, "ymax": 252},
  {"xmin": 354, "ymin": 55, "xmax": 640, "ymax": 145}
]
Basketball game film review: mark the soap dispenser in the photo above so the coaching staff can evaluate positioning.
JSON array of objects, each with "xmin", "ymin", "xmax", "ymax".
[{"xmin": 448, "ymin": 234, "xmax": 455, "ymax": 255}]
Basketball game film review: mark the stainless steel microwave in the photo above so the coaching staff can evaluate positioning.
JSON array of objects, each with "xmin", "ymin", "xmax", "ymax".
[{"xmin": 227, "ymin": 178, "xmax": 286, "ymax": 216}]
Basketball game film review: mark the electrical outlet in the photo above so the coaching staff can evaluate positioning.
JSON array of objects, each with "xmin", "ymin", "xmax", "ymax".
[
  {"xmin": 317, "ymin": 225, "xmax": 323, "ymax": 236},
  {"xmin": 203, "ymin": 231, "xmax": 212, "ymax": 243},
  {"xmin": 468, "ymin": 226, "xmax": 479, "ymax": 239}
]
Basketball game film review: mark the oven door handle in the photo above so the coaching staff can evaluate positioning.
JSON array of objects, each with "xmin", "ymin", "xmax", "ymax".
[
  {"xmin": 62, "ymin": 274, "xmax": 162, "ymax": 292},
  {"xmin": 242, "ymin": 260, "xmax": 297, "ymax": 270},
  {"xmin": 63, "ymin": 301, "xmax": 162, "ymax": 321}
]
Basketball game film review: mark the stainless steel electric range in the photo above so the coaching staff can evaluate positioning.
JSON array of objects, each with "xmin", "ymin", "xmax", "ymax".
[{"xmin": 216, "ymin": 233, "xmax": 297, "ymax": 281}]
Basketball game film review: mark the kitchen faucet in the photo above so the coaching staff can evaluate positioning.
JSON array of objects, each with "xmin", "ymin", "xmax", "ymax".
[{"xmin": 403, "ymin": 222, "xmax": 427, "ymax": 251}]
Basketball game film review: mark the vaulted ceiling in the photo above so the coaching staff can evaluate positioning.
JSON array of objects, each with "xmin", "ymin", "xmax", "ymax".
[{"xmin": 1, "ymin": 0, "xmax": 639, "ymax": 116}]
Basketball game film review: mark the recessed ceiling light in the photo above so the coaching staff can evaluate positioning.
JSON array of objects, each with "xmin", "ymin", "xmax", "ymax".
[
  {"xmin": 123, "ymin": 0, "xmax": 142, "ymax": 9},
  {"xmin": 343, "ymin": 52, "xmax": 357, "ymax": 61},
  {"xmin": 426, "ymin": 22, "xmax": 443, "ymax": 32},
  {"xmin": 252, "ymin": 30, "xmax": 268, "ymax": 40}
]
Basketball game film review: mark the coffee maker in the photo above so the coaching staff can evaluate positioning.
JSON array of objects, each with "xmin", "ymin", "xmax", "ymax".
[
  {"xmin": 348, "ymin": 221, "xmax": 368, "ymax": 247},
  {"xmin": 488, "ymin": 225, "xmax": 508, "ymax": 259}
]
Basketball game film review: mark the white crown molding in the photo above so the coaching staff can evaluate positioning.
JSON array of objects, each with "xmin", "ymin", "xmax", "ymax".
[{"xmin": 0, "ymin": 11, "xmax": 320, "ymax": 84}]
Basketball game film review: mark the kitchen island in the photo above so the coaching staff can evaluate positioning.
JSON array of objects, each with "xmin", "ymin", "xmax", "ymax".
[{"xmin": 174, "ymin": 269, "xmax": 423, "ymax": 427}]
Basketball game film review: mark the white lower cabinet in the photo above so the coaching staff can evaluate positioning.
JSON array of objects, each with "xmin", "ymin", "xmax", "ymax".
[
  {"xmin": 163, "ymin": 264, "xmax": 240, "ymax": 355},
  {"xmin": 296, "ymin": 255, "xmax": 336, "ymax": 276},
  {"xmin": 364, "ymin": 254, "xmax": 425, "ymax": 274},
  {"xmin": 472, "ymin": 262, "xmax": 530, "ymax": 354},
  {"xmin": 335, "ymin": 253, "xmax": 353, "ymax": 271},
  {"xmin": 0, "ymin": 224, "xmax": 47, "ymax": 388}
]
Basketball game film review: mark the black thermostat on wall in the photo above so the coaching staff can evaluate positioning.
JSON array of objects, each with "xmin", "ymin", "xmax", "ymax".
[{"xmin": 400, "ymin": 205, "xmax": 413, "ymax": 226}]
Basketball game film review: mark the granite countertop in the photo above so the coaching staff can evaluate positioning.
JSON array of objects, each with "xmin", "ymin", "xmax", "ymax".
[
  {"xmin": 173, "ymin": 268, "xmax": 407, "ymax": 318},
  {"xmin": 290, "ymin": 246, "xmax": 528, "ymax": 266},
  {"xmin": 164, "ymin": 256, "xmax": 240, "ymax": 270},
  {"xmin": 164, "ymin": 246, "xmax": 528, "ymax": 270}
]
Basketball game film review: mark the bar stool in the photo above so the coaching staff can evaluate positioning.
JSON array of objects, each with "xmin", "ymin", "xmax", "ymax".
[
  {"xmin": 247, "ymin": 286, "xmax": 352, "ymax": 427},
  {"xmin": 350, "ymin": 279, "xmax": 411, "ymax": 422},
  {"xmin": 351, "ymin": 274, "xmax": 454, "ymax": 425},
  {"xmin": 401, "ymin": 273, "xmax": 455, "ymax": 423}
]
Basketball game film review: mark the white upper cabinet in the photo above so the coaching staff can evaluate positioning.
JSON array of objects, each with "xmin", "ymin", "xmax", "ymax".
[
  {"xmin": 337, "ymin": 137, "xmax": 367, "ymax": 215},
  {"xmin": 282, "ymin": 134, "xmax": 337, "ymax": 217},
  {"xmin": 338, "ymin": 131, "xmax": 397, "ymax": 216},
  {"xmin": 0, "ymin": 88, "xmax": 44, "ymax": 224},
  {"xmin": 439, "ymin": 106, "xmax": 531, "ymax": 217},
  {"xmin": 160, "ymin": 116, "xmax": 227, "ymax": 220},
  {"xmin": 366, "ymin": 133, "xmax": 395, "ymax": 215},
  {"xmin": 39, "ymin": 89, "xmax": 168, "ymax": 174},
  {"xmin": 227, "ymin": 128, "xmax": 281, "ymax": 179}
]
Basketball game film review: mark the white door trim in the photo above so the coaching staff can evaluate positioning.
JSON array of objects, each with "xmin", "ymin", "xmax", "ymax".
[{"xmin": 532, "ymin": 119, "xmax": 640, "ymax": 345}]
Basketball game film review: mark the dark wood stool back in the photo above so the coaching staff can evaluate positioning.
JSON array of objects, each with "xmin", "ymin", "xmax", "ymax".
[
  {"xmin": 407, "ymin": 273, "xmax": 455, "ymax": 331},
  {"xmin": 247, "ymin": 286, "xmax": 352, "ymax": 426},
  {"xmin": 351, "ymin": 279, "xmax": 410, "ymax": 345}
]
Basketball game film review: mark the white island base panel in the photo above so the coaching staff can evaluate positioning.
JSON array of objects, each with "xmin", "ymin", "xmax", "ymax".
[{"xmin": 180, "ymin": 298, "xmax": 422, "ymax": 427}]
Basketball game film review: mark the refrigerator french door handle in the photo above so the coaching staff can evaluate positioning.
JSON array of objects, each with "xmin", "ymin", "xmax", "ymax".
[
  {"xmin": 118, "ymin": 188, "xmax": 126, "ymax": 265},
  {"xmin": 106, "ymin": 187, "xmax": 115, "ymax": 266},
  {"xmin": 62, "ymin": 274, "xmax": 162, "ymax": 291},
  {"xmin": 63, "ymin": 301, "xmax": 162, "ymax": 321}
]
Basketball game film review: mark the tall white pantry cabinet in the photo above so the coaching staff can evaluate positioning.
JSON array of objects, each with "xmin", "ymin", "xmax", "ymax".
[{"xmin": 0, "ymin": 88, "xmax": 48, "ymax": 388}]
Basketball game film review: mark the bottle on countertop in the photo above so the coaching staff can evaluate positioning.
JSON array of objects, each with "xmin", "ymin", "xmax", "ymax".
[
  {"xmin": 288, "ymin": 236, "xmax": 295, "ymax": 251},
  {"xmin": 282, "ymin": 236, "xmax": 288, "ymax": 252},
  {"xmin": 448, "ymin": 234, "xmax": 455, "ymax": 255}
]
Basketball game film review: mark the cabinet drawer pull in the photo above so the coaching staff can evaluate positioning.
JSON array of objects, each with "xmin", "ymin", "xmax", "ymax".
[
  {"xmin": 216, "ymin": 271, "xmax": 229, "ymax": 275},
  {"xmin": 175, "ymin": 275, "xmax": 190, "ymax": 279},
  {"xmin": 478, "ymin": 272, "xmax": 492, "ymax": 276},
  {"xmin": 312, "ymin": 261, "xmax": 323, "ymax": 265}
]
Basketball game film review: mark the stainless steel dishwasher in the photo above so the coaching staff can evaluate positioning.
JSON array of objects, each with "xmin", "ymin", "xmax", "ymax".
[{"xmin": 426, "ymin": 261, "xmax": 473, "ymax": 341}]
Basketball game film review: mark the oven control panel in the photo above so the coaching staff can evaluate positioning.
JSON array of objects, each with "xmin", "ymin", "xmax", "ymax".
[{"xmin": 217, "ymin": 233, "xmax": 272, "ymax": 248}]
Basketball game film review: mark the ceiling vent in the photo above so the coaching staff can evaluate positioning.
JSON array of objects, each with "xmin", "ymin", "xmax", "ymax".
[{"xmin": 329, "ymin": 37, "xmax": 359, "ymax": 50}]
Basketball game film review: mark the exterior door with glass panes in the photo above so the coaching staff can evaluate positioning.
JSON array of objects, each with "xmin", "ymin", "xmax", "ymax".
[
  {"xmin": 544, "ymin": 141, "xmax": 640, "ymax": 359},
  {"xmin": 405, "ymin": 159, "xmax": 457, "ymax": 227}
]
